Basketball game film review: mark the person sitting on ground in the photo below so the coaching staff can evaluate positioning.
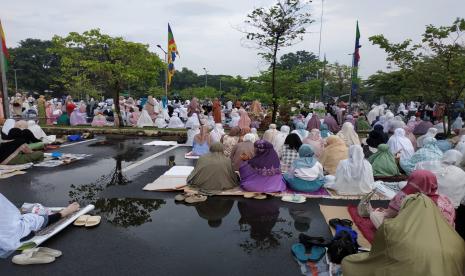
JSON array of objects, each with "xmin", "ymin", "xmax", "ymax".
[
  {"xmin": 0, "ymin": 139, "xmax": 44, "ymax": 165},
  {"xmin": 238, "ymin": 109, "xmax": 251, "ymax": 130},
  {"xmin": 400, "ymin": 137, "xmax": 443, "ymax": 175},
  {"xmin": 154, "ymin": 113, "xmax": 167, "ymax": 128},
  {"xmin": 284, "ymin": 144, "xmax": 324, "ymax": 192},
  {"xmin": 366, "ymin": 125, "xmax": 389, "ymax": 149},
  {"xmin": 337, "ymin": 122, "xmax": 361, "ymax": 146},
  {"xmin": 369, "ymin": 170, "xmax": 455, "ymax": 228},
  {"xmin": 387, "ymin": 128, "xmax": 415, "ymax": 162},
  {"xmin": 128, "ymin": 107, "xmax": 141, "ymax": 126},
  {"xmin": 415, "ymin": 150, "xmax": 465, "ymax": 209},
  {"xmin": 367, "ymin": 144, "xmax": 400, "ymax": 177},
  {"xmin": 262, "ymin": 124, "xmax": 279, "ymax": 145},
  {"xmin": 279, "ymin": 133, "xmax": 302, "ymax": 172},
  {"xmin": 273, "ymin": 125, "xmax": 290, "ymax": 157},
  {"xmin": 435, "ymin": 133, "xmax": 452, "ymax": 153},
  {"xmin": 342, "ymin": 192, "xmax": 465, "ymax": 276},
  {"xmin": 229, "ymin": 111, "xmax": 240, "ymax": 128},
  {"xmin": 319, "ymin": 123, "xmax": 332, "ymax": 139},
  {"xmin": 27, "ymin": 120, "xmax": 47, "ymax": 141},
  {"xmin": 417, "ymin": 127, "xmax": 438, "ymax": 148},
  {"xmin": 413, "ymin": 118, "xmax": 434, "ymax": 135},
  {"xmin": 186, "ymin": 143, "xmax": 239, "ymax": 191},
  {"xmin": 403, "ymin": 126, "xmax": 418, "ymax": 150},
  {"xmin": 230, "ymin": 133, "xmax": 256, "ymax": 171},
  {"xmin": 320, "ymin": 135, "xmax": 349, "ymax": 175},
  {"xmin": 326, "ymin": 144, "xmax": 375, "ymax": 195},
  {"xmin": 222, "ymin": 127, "xmax": 241, "ymax": 158},
  {"xmin": 323, "ymin": 113, "xmax": 340, "ymax": 133},
  {"xmin": 306, "ymin": 113, "xmax": 320, "ymax": 131},
  {"xmin": 355, "ymin": 113, "xmax": 371, "ymax": 131},
  {"xmin": 291, "ymin": 122, "xmax": 309, "ymax": 141},
  {"xmin": 0, "ymin": 193, "xmax": 80, "ymax": 254},
  {"xmin": 166, "ymin": 112, "xmax": 185, "ymax": 128},
  {"xmin": 239, "ymin": 140, "xmax": 286, "ymax": 193},
  {"xmin": 189, "ymin": 125, "xmax": 211, "ymax": 156},
  {"xmin": 239, "ymin": 127, "xmax": 251, "ymax": 141},
  {"xmin": 1, "ymin": 119, "xmax": 41, "ymax": 144},
  {"xmin": 250, "ymin": 127, "xmax": 260, "ymax": 142},
  {"xmin": 210, "ymin": 123, "xmax": 225, "ymax": 144},
  {"xmin": 302, "ymin": 129, "xmax": 325, "ymax": 158},
  {"xmin": 91, "ymin": 112, "xmax": 108, "ymax": 127}
]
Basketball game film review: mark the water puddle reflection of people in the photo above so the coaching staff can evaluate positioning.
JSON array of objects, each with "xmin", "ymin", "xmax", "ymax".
[
  {"xmin": 193, "ymin": 197, "xmax": 234, "ymax": 228},
  {"xmin": 237, "ymin": 200, "xmax": 292, "ymax": 253}
]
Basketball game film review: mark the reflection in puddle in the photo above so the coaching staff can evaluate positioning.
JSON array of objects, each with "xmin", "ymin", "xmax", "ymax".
[
  {"xmin": 193, "ymin": 197, "xmax": 234, "ymax": 228},
  {"xmin": 237, "ymin": 200, "xmax": 293, "ymax": 253},
  {"xmin": 94, "ymin": 197, "xmax": 165, "ymax": 228}
]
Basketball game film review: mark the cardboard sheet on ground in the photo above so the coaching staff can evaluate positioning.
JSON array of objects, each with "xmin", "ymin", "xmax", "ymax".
[
  {"xmin": 319, "ymin": 204, "xmax": 371, "ymax": 250},
  {"xmin": 143, "ymin": 166, "xmax": 194, "ymax": 191},
  {"xmin": 0, "ymin": 163, "xmax": 33, "ymax": 179},
  {"xmin": 325, "ymin": 188, "xmax": 388, "ymax": 200},
  {"xmin": 144, "ymin": 141, "xmax": 178, "ymax": 146},
  {"xmin": 184, "ymin": 154, "xmax": 200, "ymax": 159},
  {"xmin": 18, "ymin": 204, "xmax": 95, "ymax": 250},
  {"xmin": 34, "ymin": 153, "xmax": 92, "ymax": 167}
]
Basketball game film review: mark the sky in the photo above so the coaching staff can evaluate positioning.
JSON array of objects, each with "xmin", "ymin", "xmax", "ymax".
[{"xmin": 1, "ymin": 0, "xmax": 464, "ymax": 79}]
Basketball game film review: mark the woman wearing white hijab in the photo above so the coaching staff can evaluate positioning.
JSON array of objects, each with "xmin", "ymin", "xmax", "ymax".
[
  {"xmin": 1, "ymin": 119, "xmax": 15, "ymax": 140},
  {"xmin": 210, "ymin": 123, "xmax": 225, "ymax": 144},
  {"xmin": 167, "ymin": 113, "xmax": 185, "ymax": 129},
  {"xmin": 273, "ymin": 125, "xmax": 290, "ymax": 157},
  {"xmin": 327, "ymin": 145, "xmax": 375, "ymax": 195},
  {"xmin": 263, "ymin": 124, "xmax": 279, "ymax": 145},
  {"xmin": 415, "ymin": 150, "xmax": 465, "ymax": 208},
  {"xmin": 185, "ymin": 113, "xmax": 200, "ymax": 129},
  {"xmin": 250, "ymin": 128, "xmax": 260, "ymax": 141},
  {"xmin": 337, "ymin": 122, "xmax": 360, "ymax": 146},
  {"xmin": 186, "ymin": 125, "xmax": 200, "ymax": 146},
  {"xmin": 229, "ymin": 112, "xmax": 240, "ymax": 128},
  {"xmin": 387, "ymin": 128, "xmax": 415, "ymax": 161},
  {"xmin": 27, "ymin": 120, "xmax": 47, "ymax": 140},
  {"xmin": 417, "ymin": 127, "xmax": 438, "ymax": 148},
  {"xmin": 137, "ymin": 108, "xmax": 154, "ymax": 128},
  {"xmin": 452, "ymin": 117, "xmax": 464, "ymax": 133},
  {"xmin": 154, "ymin": 113, "xmax": 167, "ymax": 128}
]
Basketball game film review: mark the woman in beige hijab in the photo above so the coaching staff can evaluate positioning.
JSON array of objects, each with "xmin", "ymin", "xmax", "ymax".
[
  {"xmin": 320, "ymin": 135, "xmax": 349, "ymax": 175},
  {"xmin": 337, "ymin": 122, "xmax": 361, "ymax": 146}
]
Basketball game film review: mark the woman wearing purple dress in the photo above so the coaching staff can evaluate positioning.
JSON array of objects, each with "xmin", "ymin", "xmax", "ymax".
[{"xmin": 239, "ymin": 140, "xmax": 286, "ymax": 193}]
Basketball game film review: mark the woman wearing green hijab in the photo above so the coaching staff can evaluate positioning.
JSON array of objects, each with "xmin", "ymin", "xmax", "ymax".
[
  {"xmin": 283, "ymin": 144, "xmax": 325, "ymax": 192},
  {"xmin": 367, "ymin": 144, "xmax": 400, "ymax": 176},
  {"xmin": 187, "ymin": 143, "xmax": 239, "ymax": 191}
]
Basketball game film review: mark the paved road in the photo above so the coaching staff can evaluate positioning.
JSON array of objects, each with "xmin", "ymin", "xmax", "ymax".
[{"xmin": 0, "ymin": 136, "xmax": 376, "ymax": 276}]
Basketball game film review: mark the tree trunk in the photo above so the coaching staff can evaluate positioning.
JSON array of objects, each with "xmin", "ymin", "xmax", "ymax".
[{"xmin": 271, "ymin": 38, "xmax": 280, "ymax": 123}]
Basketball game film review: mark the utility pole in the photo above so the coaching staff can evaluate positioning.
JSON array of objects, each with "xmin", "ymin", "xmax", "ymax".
[
  {"xmin": 157, "ymin": 45, "xmax": 169, "ymax": 98},
  {"xmin": 13, "ymin": 68, "xmax": 22, "ymax": 93},
  {"xmin": 203, "ymin": 67, "xmax": 208, "ymax": 88}
]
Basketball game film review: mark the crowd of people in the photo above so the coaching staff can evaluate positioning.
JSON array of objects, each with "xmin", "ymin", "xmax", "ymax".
[{"xmin": 1, "ymin": 93, "xmax": 465, "ymax": 273}]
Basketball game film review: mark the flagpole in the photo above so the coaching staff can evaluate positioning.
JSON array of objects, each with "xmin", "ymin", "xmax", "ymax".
[
  {"xmin": 0, "ymin": 32, "xmax": 9, "ymax": 119},
  {"xmin": 165, "ymin": 52, "xmax": 168, "ymax": 98}
]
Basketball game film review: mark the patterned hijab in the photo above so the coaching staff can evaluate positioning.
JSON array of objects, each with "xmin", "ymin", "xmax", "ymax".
[{"xmin": 248, "ymin": 140, "xmax": 281, "ymax": 176}]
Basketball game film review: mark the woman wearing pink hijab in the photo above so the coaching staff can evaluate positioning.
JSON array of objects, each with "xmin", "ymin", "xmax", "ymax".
[
  {"xmin": 238, "ymin": 109, "xmax": 251, "ymax": 130},
  {"xmin": 306, "ymin": 114, "xmax": 321, "ymax": 130}
]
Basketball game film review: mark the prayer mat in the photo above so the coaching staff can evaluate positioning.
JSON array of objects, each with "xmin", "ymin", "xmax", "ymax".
[
  {"xmin": 325, "ymin": 189, "xmax": 388, "ymax": 200},
  {"xmin": 18, "ymin": 204, "xmax": 95, "ymax": 250},
  {"xmin": 347, "ymin": 205, "xmax": 376, "ymax": 244}
]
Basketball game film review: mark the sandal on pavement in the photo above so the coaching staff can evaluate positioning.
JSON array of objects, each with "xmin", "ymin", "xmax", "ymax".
[
  {"xmin": 85, "ymin": 216, "xmax": 101, "ymax": 227},
  {"xmin": 12, "ymin": 250, "xmax": 55, "ymax": 265},
  {"xmin": 23, "ymin": 247, "xmax": 62, "ymax": 258},
  {"xmin": 253, "ymin": 194, "xmax": 267, "ymax": 200},
  {"xmin": 73, "ymin": 215, "xmax": 90, "ymax": 226}
]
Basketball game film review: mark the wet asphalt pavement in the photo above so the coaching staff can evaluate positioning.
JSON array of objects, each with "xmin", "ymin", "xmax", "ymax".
[{"xmin": 0, "ymin": 136, "xmax": 383, "ymax": 276}]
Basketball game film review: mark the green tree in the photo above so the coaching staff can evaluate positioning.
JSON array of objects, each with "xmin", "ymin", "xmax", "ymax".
[
  {"xmin": 7, "ymin": 39, "xmax": 60, "ymax": 94},
  {"xmin": 369, "ymin": 18, "xmax": 465, "ymax": 134},
  {"xmin": 242, "ymin": 0, "xmax": 313, "ymax": 123},
  {"xmin": 50, "ymin": 29, "xmax": 164, "ymax": 126},
  {"xmin": 323, "ymin": 62, "xmax": 353, "ymax": 98}
]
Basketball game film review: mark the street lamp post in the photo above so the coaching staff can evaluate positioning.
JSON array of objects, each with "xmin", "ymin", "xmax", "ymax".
[
  {"xmin": 12, "ymin": 69, "xmax": 23, "ymax": 93},
  {"xmin": 157, "ymin": 45, "xmax": 168, "ymax": 98},
  {"xmin": 203, "ymin": 67, "xmax": 208, "ymax": 88}
]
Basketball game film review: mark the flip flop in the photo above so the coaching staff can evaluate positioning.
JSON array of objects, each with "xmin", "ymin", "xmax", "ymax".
[
  {"xmin": 185, "ymin": 194, "xmax": 207, "ymax": 204},
  {"xmin": 281, "ymin": 194, "xmax": 306, "ymax": 203},
  {"xmin": 73, "ymin": 215, "xmax": 90, "ymax": 226},
  {"xmin": 12, "ymin": 250, "xmax": 55, "ymax": 265},
  {"xmin": 253, "ymin": 194, "xmax": 267, "ymax": 200},
  {"xmin": 291, "ymin": 243, "xmax": 308, "ymax": 262},
  {"xmin": 85, "ymin": 216, "xmax": 101, "ymax": 227},
  {"xmin": 243, "ymin": 192, "xmax": 259, "ymax": 199},
  {"xmin": 23, "ymin": 247, "xmax": 62, "ymax": 258},
  {"xmin": 307, "ymin": 246, "xmax": 326, "ymax": 262},
  {"xmin": 175, "ymin": 193, "xmax": 189, "ymax": 201}
]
